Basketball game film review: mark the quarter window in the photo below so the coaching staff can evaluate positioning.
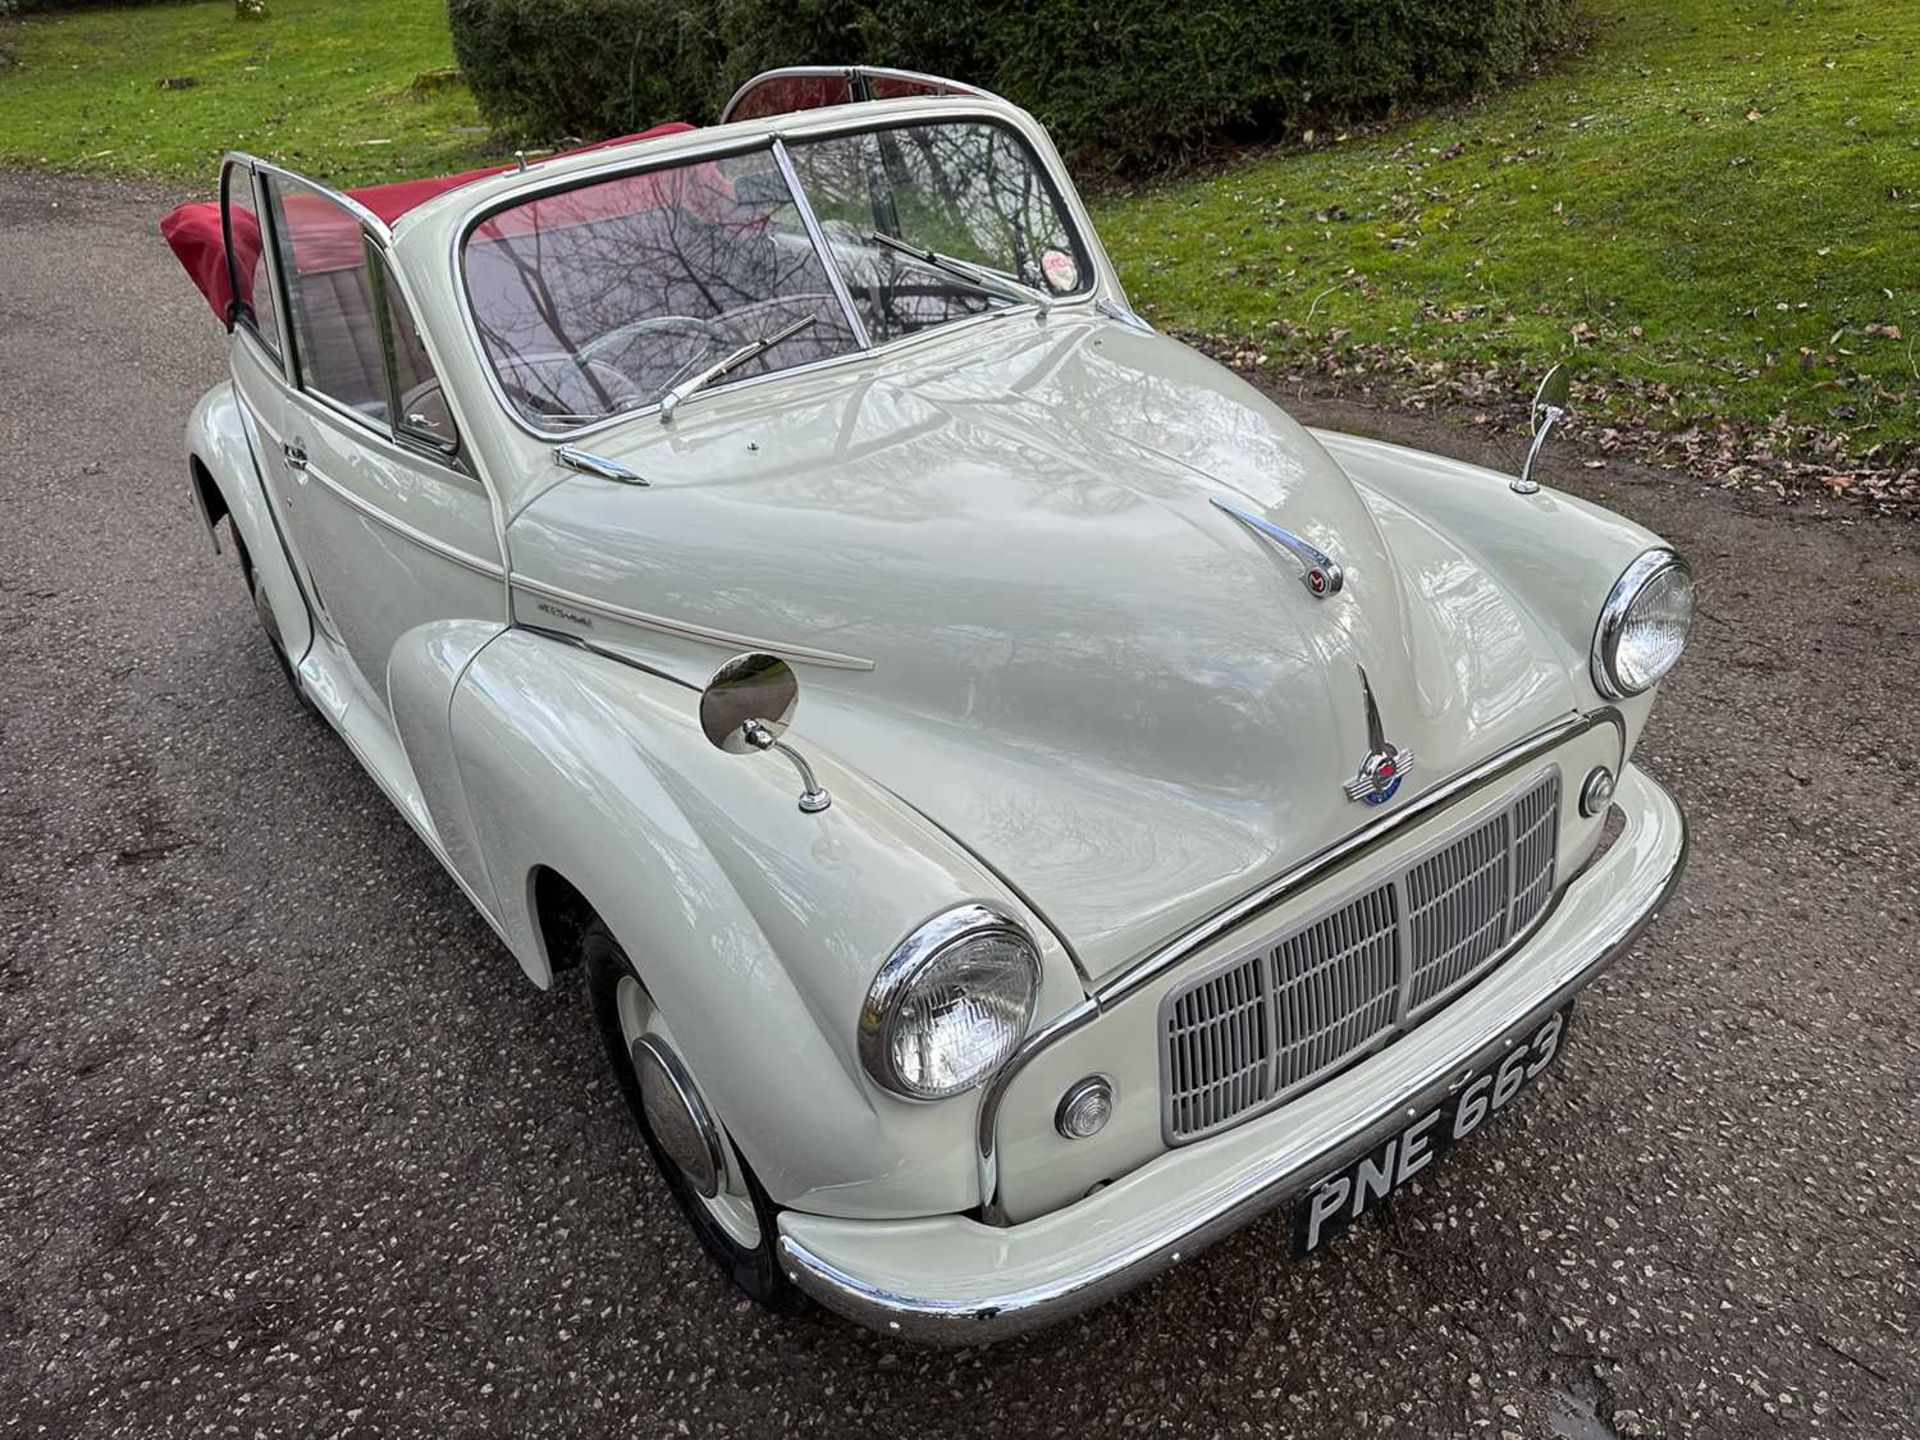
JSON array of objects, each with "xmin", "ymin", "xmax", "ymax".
[
  {"xmin": 376, "ymin": 258, "xmax": 459, "ymax": 453},
  {"xmin": 223, "ymin": 164, "xmax": 282, "ymax": 359}
]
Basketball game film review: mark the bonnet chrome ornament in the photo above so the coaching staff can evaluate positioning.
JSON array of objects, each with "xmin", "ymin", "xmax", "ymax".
[
  {"xmin": 1210, "ymin": 497, "xmax": 1343, "ymax": 598},
  {"xmin": 1343, "ymin": 666, "xmax": 1414, "ymax": 805}
]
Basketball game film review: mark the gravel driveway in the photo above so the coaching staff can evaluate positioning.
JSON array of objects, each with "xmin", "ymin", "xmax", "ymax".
[{"xmin": 2, "ymin": 171, "xmax": 1915, "ymax": 1439}]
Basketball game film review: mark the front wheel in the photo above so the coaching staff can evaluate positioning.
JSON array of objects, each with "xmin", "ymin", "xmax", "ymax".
[{"xmin": 583, "ymin": 920, "xmax": 792, "ymax": 1308}]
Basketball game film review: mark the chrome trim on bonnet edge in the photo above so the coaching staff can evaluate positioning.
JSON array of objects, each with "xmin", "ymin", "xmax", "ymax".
[
  {"xmin": 788, "ymin": 770, "xmax": 1684, "ymax": 1342},
  {"xmin": 515, "ymin": 623, "xmax": 701, "ymax": 693},
  {"xmin": 973, "ymin": 705, "xmax": 1627, "ymax": 1216},
  {"xmin": 508, "ymin": 572, "xmax": 877, "ymax": 671}
]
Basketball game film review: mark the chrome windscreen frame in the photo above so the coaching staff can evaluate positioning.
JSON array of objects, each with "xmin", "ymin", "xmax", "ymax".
[
  {"xmin": 973, "ymin": 705, "xmax": 1628, "ymax": 1221},
  {"xmin": 444, "ymin": 101, "xmax": 1107, "ymax": 446}
]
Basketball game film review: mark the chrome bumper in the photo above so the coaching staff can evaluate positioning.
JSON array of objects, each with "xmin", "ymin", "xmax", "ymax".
[{"xmin": 776, "ymin": 764, "xmax": 1688, "ymax": 1344}]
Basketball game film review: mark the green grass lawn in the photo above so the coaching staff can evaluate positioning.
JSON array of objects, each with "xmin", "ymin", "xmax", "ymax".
[
  {"xmin": 1090, "ymin": 0, "xmax": 1920, "ymax": 493},
  {"xmin": 0, "ymin": 0, "xmax": 498, "ymax": 187},
  {"xmin": 2, "ymin": 0, "xmax": 1912, "ymax": 493}
]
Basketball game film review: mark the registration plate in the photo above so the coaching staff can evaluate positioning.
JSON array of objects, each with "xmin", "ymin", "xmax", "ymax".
[{"xmin": 1291, "ymin": 1007, "xmax": 1570, "ymax": 1256}]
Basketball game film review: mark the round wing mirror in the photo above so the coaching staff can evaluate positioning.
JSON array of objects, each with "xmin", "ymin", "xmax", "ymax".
[
  {"xmin": 1531, "ymin": 362, "xmax": 1572, "ymax": 436},
  {"xmin": 699, "ymin": 653, "xmax": 832, "ymax": 813},
  {"xmin": 1514, "ymin": 363, "xmax": 1573, "ymax": 495},
  {"xmin": 700, "ymin": 652, "xmax": 799, "ymax": 753}
]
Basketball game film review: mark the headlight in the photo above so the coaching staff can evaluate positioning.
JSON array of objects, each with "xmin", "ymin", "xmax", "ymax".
[
  {"xmin": 859, "ymin": 903, "xmax": 1040, "ymax": 1100},
  {"xmin": 1592, "ymin": 549, "xmax": 1694, "ymax": 699}
]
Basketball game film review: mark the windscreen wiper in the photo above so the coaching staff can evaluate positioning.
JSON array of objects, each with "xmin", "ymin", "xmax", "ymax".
[
  {"xmin": 658, "ymin": 315, "xmax": 817, "ymax": 424},
  {"xmin": 865, "ymin": 232, "xmax": 1054, "ymax": 313}
]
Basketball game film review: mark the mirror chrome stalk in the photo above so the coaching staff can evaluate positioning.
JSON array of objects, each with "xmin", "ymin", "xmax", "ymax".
[
  {"xmin": 700, "ymin": 652, "xmax": 832, "ymax": 814},
  {"xmin": 745, "ymin": 721, "xmax": 832, "ymax": 813},
  {"xmin": 1513, "ymin": 363, "xmax": 1572, "ymax": 495}
]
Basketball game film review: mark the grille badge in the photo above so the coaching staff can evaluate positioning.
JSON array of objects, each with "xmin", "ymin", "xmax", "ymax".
[{"xmin": 1343, "ymin": 666, "xmax": 1414, "ymax": 805}]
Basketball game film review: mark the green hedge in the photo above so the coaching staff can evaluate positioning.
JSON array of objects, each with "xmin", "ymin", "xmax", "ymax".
[{"xmin": 448, "ymin": 0, "xmax": 1580, "ymax": 172}]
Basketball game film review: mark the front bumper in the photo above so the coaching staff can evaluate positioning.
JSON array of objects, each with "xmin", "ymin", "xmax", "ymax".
[{"xmin": 776, "ymin": 764, "xmax": 1687, "ymax": 1343}]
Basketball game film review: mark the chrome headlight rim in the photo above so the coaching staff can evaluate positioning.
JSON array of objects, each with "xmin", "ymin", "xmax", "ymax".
[
  {"xmin": 1591, "ymin": 548, "xmax": 1693, "ymax": 700},
  {"xmin": 859, "ymin": 902, "xmax": 1040, "ymax": 1102}
]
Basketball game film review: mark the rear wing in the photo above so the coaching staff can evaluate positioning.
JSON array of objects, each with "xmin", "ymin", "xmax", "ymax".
[{"xmin": 721, "ymin": 66, "xmax": 998, "ymax": 125}]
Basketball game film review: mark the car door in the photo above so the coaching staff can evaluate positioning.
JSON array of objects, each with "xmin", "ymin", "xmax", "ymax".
[
  {"xmin": 243, "ymin": 166, "xmax": 504, "ymax": 722},
  {"xmin": 218, "ymin": 157, "xmax": 335, "ymax": 657}
]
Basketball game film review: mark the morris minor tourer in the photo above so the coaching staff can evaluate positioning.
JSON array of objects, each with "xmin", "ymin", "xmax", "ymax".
[{"xmin": 163, "ymin": 66, "xmax": 1692, "ymax": 1340}]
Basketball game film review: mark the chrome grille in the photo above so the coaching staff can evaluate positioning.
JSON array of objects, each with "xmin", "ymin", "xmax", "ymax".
[
  {"xmin": 1510, "ymin": 773, "xmax": 1560, "ymax": 932},
  {"xmin": 1274, "ymin": 884, "xmax": 1399, "ymax": 1092},
  {"xmin": 1161, "ymin": 772, "xmax": 1561, "ymax": 1143},
  {"xmin": 1406, "ymin": 809, "xmax": 1512, "ymax": 1012},
  {"xmin": 1164, "ymin": 956, "xmax": 1270, "ymax": 1141}
]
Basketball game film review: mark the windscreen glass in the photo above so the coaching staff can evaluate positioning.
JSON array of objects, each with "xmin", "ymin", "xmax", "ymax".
[
  {"xmin": 783, "ymin": 119, "xmax": 1089, "ymax": 344},
  {"xmin": 463, "ymin": 147, "xmax": 858, "ymax": 427}
]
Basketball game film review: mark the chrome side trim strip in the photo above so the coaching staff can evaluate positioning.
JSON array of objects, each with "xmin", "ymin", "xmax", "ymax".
[
  {"xmin": 515, "ymin": 622, "xmax": 699, "ymax": 693},
  {"xmin": 298, "ymin": 460, "xmax": 505, "ymax": 580},
  {"xmin": 508, "ymin": 572, "xmax": 877, "ymax": 671},
  {"xmin": 973, "ymin": 705, "xmax": 1626, "ymax": 1214},
  {"xmin": 784, "ymin": 771, "xmax": 1686, "ymax": 1343}
]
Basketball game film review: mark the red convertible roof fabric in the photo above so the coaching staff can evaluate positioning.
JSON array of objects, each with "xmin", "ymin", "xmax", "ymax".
[{"xmin": 160, "ymin": 123, "xmax": 696, "ymax": 328}]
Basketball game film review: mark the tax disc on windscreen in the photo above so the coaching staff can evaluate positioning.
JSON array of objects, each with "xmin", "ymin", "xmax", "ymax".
[{"xmin": 1040, "ymin": 249, "xmax": 1080, "ymax": 293}]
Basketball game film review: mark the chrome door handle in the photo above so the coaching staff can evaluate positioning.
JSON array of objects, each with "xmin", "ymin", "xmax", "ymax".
[{"xmin": 283, "ymin": 441, "xmax": 309, "ymax": 472}]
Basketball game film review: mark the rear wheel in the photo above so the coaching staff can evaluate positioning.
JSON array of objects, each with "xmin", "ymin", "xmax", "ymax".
[
  {"xmin": 583, "ymin": 919, "xmax": 792, "ymax": 1307},
  {"xmin": 230, "ymin": 524, "xmax": 315, "ymax": 714}
]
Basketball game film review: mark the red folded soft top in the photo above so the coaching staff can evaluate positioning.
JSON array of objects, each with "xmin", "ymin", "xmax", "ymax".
[{"xmin": 161, "ymin": 123, "xmax": 695, "ymax": 327}]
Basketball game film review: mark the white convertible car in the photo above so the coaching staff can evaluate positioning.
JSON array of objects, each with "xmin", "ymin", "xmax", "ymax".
[{"xmin": 164, "ymin": 67, "xmax": 1691, "ymax": 1341}]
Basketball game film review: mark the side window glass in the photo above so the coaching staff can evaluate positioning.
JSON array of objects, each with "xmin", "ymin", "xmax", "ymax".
[
  {"xmin": 222, "ymin": 162, "xmax": 281, "ymax": 360},
  {"xmin": 263, "ymin": 176, "xmax": 392, "ymax": 424},
  {"xmin": 377, "ymin": 259, "xmax": 459, "ymax": 454}
]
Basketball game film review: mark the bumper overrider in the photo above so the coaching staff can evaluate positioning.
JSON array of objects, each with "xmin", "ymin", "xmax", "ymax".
[{"xmin": 776, "ymin": 764, "xmax": 1688, "ymax": 1343}]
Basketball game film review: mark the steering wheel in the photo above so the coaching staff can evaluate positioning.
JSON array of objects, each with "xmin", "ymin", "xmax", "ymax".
[
  {"xmin": 497, "ymin": 350, "xmax": 649, "ymax": 424},
  {"xmin": 580, "ymin": 314, "xmax": 729, "ymax": 368}
]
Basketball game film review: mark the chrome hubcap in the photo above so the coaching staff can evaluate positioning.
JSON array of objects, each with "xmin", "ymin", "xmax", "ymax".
[
  {"xmin": 614, "ymin": 974, "xmax": 762, "ymax": 1248},
  {"xmin": 630, "ymin": 1034, "xmax": 722, "ymax": 1199}
]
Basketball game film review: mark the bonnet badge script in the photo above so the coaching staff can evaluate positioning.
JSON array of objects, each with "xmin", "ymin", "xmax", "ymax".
[{"xmin": 1344, "ymin": 666, "xmax": 1414, "ymax": 806}]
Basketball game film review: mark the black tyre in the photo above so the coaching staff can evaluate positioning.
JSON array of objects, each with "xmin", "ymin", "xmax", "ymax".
[
  {"xmin": 230, "ymin": 524, "xmax": 316, "ymax": 715},
  {"xmin": 583, "ymin": 919, "xmax": 792, "ymax": 1307}
]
